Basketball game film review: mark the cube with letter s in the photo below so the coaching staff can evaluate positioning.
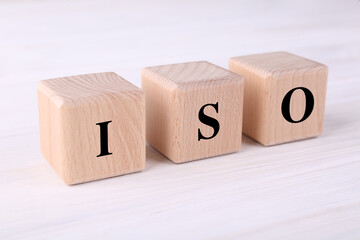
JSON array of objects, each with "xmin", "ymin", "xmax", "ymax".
[{"xmin": 142, "ymin": 61, "xmax": 244, "ymax": 163}]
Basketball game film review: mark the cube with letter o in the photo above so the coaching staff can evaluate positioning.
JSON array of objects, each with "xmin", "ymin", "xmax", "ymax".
[{"xmin": 229, "ymin": 52, "xmax": 328, "ymax": 146}]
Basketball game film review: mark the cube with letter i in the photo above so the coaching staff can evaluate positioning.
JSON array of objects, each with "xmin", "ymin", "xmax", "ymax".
[
  {"xmin": 229, "ymin": 51, "xmax": 328, "ymax": 146},
  {"xmin": 38, "ymin": 72, "xmax": 145, "ymax": 185},
  {"xmin": 142, "ymin": 61, "xmax": 244, "ymax": 163}
]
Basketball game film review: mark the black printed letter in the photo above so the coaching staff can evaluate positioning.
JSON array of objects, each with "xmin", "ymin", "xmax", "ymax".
[
  {"xmin": 281, "ymin": 87, "xmax": 314, "ymax": 123},
  {"xmin": 96, "ymin": 121, "xmax": 112, "ymax": 157},
  {"xmin": 198, "ymin": 102, "xmax": 220, "ymax": 141}
]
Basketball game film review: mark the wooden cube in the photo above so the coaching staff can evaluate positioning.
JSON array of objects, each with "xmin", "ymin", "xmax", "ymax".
[
  {"xmin": 142, "ymin": 61, "xmax": 244, "ymax": 163},
  {"xmin": 38, "ymin": 72, "xmax": 145, "ymax": 185},
  {"xmin": 229, "ymin": 51, "xmax": 328, "ymax": 146}
]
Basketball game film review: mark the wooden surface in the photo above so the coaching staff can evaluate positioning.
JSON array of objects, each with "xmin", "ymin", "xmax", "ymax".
[
  {"xmin": 38, "ymin": 73, "xmax": 145, "ymax": 185},
  {"xmin": 229, "ymin": 52, "xmax": 328, "ymax": 146},
  {"xmin": 142, "ymin": 61, "xmax": 244, "ymax": 163},
  {"xmin": 1, "ymin": 0, "xmax": 360, "ymax": 239}
]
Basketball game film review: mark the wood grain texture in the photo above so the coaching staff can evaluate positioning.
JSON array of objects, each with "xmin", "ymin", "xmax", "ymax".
[
  {"xmin": 1, "ymin": 0, "xmax": 360, "ymax": 239},
  {"xmin": 142, "ymin": 61, "xmax": 244, "ymax": 163},
  {"xmin": 229, "ymin": 52, "xmax": 328, "ymax": 146},
  {"xmin": 38, "ymin": 72, "xmax": 145, "ymax": 184}
]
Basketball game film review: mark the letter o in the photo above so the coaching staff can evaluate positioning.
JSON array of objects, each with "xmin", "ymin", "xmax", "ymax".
[{"xmin": 281, "ymin": 87, "xmax": 314, "ymax": 123}]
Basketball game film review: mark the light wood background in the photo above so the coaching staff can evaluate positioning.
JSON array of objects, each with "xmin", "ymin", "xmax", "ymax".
[{"xmin": 1, "ymin": 0, "xmax": 359, "ymax": 239}]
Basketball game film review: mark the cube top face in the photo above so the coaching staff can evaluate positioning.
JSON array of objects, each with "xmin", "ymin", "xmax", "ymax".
[
  {"xmin": 38, "ymin": 72, "xmax": 145, "ymax": 185},
  {"xmin": 142, "ymin": 61, "xmax": 244, "ymax": 163},
  {"xmin": 230, "ymin": 51, "xmax": 327, "ymax": 78},
  {"xmin": 142, "ymin": 61, "xmax": 243, "ymax": 90},
  {"xmin": 38, "ymin": 72, "xmax": 143, "ymax": 108},
  {"xmin": 229, "ymin": 52, "xmax": 328, "ymax": 146}
]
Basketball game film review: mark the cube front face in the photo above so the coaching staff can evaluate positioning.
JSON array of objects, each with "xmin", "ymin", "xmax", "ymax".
[
  {"xmin": 179, "ymin": 83, "xmax": 244, "ymax": 162},
  {"xmin": 142, "ymin": 61, "xmax": 244, "ymax": 163},
  {"xmin": 60, "ymin": 94, "xmax": 145, "ymax": 184},
  {"xmin": 267, "ymin": 68, "xmax": 328, "ymax": 145},
  {"xmin": 38, "ymin": 73, "xmax": 145, "ymax": 185},
  {"xmin": 229, "ymin": 52, "xmax": 328, "ymax": 146}
]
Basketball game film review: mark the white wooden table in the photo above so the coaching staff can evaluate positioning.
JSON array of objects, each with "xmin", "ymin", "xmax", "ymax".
[{"xmin": 1, "ymin": 0, "xmax": 360, "ymax": 239}]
